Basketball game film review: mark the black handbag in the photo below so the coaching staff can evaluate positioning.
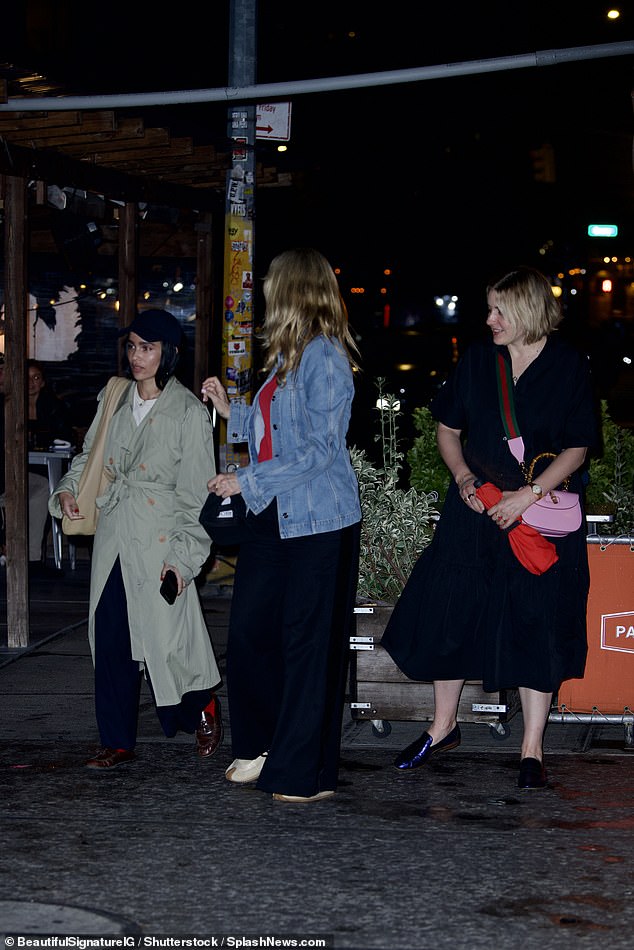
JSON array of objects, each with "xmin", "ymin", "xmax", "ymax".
[{"xmin": 199, "ymin": 492, "xmax": 250, "ymax": 547}]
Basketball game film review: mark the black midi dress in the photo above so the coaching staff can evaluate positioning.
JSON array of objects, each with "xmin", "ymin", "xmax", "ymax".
[{"xmin": 382, "ymin": 335, "xmax": 599, "ymax": 693}]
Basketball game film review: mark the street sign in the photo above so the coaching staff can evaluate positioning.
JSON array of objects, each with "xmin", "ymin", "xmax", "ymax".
[
  {"xmin": 588, "ymin": 224, "xmax": 618, "ymax": 237},
  {"xmin": 256, "ymin": 102, "xmax": 292, "ymax": 141}
]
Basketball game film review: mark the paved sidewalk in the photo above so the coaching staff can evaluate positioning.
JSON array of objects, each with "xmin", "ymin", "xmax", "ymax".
[{"xmin": 1, "ymin": 587, "xmax": 634, "ymax": 949}]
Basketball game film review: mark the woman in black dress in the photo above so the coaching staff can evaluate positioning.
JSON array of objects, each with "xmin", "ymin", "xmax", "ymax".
[{"xmin": 382, "ymin": 266, "xmax": 598, "ymax": 789}]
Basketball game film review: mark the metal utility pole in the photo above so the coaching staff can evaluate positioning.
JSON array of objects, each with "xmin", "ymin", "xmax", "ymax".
[{"xmin": 219, "ymin": 0, "xmax": 257, "ymax": 471}]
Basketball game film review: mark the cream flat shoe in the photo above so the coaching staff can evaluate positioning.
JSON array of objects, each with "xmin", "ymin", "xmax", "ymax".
[
  {"xmin": 225, "ymin": 753, "xmax": 267, "ymax": 784},
  {"xmin": 272, "ymin": 790, "xmax": 335, "ymax": 803}
]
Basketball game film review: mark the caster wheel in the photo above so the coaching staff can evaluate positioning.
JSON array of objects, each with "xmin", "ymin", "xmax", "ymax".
[
  {"xmin": 371, "ymin": 719, "xmax": 392, "ymax": 738},
  {"xmin": 489, "ymin": 722, "xmax": 511, "ymax": 741}
]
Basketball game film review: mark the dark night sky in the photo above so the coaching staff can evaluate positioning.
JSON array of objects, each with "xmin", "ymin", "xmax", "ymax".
[
  {"xmin": 3, "ymin": 2, "xmax": 634, "ymax": 303},
  {"xmin": 2, "ymin": 1, "xmax": 632, "ymax": 437}
]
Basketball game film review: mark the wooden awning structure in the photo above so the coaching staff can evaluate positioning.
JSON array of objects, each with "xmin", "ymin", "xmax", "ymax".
[
  {"xmin": 0, "ymin": 67, "xmax": 290, "ymax": 649},
  {"xmin": 0, "ymin": 65, "xmax": 290, "ymax": 196}
]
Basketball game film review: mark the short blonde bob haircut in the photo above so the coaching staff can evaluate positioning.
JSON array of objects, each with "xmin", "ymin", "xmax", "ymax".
[
  {"xmin": 488, "ymin": 266, "xmax": 563, "ymax": 345},
  {"xmin": 259, "ymin": 247, "xmax": 360, "ymax": 384}
]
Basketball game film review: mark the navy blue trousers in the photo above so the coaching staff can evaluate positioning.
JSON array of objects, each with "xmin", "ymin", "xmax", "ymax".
[
  {"xmin": 227, "ymin": 504, "xmax": 360, "ymax": 798},
  {"xmin": 94, "ymin": 559, "xmax": 211, "ymax": 749}
]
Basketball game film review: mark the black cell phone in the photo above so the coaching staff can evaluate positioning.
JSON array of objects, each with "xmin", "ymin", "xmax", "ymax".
[{"xmin": 160, "ymin": 570, "xmax": 178, "ymax": 605}]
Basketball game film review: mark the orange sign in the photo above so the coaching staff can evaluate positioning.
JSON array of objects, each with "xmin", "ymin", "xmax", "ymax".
[{"xmin": 558, "ymin": 545, "xmax": 634, "ymax": 714}]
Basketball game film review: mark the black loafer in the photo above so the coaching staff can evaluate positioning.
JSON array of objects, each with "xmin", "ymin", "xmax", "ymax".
[
  {"xmin": 518, "ymin": 757, "xmax": 547, "ymax": 789},
  {"xmin": 393, "ymin": 724, "xmax": 461, "ymax": 771}
]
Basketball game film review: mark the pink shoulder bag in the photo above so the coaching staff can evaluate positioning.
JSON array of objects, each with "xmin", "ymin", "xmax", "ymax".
[{"xmin": 496, "ymin": 352, "xmax": 582, "ymax": 538}]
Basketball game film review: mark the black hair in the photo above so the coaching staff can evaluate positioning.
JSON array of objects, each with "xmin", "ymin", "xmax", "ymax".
[
  {"xmin": 122, "ymin": 339, "xmax": 180, "ymax": 390},
  {"xmin": 27, "ymin": 358, "xmax": 46, "ymax": 377}
]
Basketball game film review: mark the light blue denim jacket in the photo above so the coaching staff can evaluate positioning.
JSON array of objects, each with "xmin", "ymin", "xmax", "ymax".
[{"xmin": 228, "ymin": 335, "xmax": 361, "ymax": 539}]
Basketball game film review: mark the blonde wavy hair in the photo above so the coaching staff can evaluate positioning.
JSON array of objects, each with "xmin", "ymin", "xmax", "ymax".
[
  {"xmin": 488, "ymin": 266, "xmax": 563, "ymax": 344},
  {"xmin": 259, "ymin": 247, "xmax": 360, "ymax": 384}
]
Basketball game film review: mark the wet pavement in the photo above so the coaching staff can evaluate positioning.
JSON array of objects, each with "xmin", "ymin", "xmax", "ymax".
[{"xmin": 1, "ymin": 568, "xmax": 634, "ymax": 949}]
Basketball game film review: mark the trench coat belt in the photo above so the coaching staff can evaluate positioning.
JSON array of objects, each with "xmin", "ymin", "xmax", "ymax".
[{"xmin": 98, "ymin": 474, "xmax": 177, "ymax": 516}]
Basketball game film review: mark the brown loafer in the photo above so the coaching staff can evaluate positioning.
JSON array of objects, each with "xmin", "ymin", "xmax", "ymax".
[
  {"xmin": 196, "ymin": 697, "xmax": 224, "ymax": 758},
  {"xmin": 86, "ymin": 747, "xmax": 136, "ymax": 769}
]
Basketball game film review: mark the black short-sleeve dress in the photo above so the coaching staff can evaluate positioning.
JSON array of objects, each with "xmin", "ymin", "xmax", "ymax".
[{"xmin": 381, "ymin": 334, "xmax": 599, "ymax": 693}]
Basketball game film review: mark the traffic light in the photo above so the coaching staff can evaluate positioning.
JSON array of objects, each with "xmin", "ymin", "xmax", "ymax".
[{"xmin": 530, "ymin": 144, "xmax": 556, "ymax": 183}]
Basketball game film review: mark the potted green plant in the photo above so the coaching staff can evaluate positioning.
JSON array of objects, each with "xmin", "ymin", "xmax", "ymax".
[
  {"xmin": 585, "ymin": 400, "xmax": 634, "ymax": 537},
  {"xmin": 349, "ymin": 379, "xmax": 438, "ymax": 606},
  {"xmin": 407, "ymin": 404, "xmax": 451, "ymax": 507}
]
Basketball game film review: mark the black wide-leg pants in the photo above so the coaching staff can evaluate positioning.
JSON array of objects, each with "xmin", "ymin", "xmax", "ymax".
[
  {"xmin": 94, "ymin": 558, "xmax": 211, "ymax": 749},
  {"xmin": 227, "ymin": 508, "xmax": 359, "ymax": 798}
]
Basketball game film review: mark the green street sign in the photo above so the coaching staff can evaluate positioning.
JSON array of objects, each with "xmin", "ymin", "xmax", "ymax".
[{"xmin": 588, "ymin": 224, "xmax": 618, "ymax": 237}]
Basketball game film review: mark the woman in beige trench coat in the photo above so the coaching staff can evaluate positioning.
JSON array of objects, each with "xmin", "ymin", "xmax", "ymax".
[{"xmin": 49, "ymin": 310, "xmax": 222, "ymax": 769}]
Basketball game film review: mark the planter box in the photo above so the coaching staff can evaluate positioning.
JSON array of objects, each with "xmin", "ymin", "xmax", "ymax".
[{"xmin": 350, "ymin": 604, "xmax": 520, "ymax": 729}]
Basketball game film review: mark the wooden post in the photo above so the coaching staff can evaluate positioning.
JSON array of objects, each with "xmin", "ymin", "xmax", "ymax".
[
  {"xmin": 117, "ymin": 201, "xmax": 137, "ymax": 372},
  {"xmin": 194, "ymin": 213, "xmax": 213, "ymax": 389},
  {"xmin": 3, "ymin": 174, "xmax": 30, "ymax": 648}
]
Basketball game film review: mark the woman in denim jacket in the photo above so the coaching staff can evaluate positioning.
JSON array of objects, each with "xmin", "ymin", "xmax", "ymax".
[{"xmin": 202, "ymin": 247, "xmax": 361, "ymax": 803}]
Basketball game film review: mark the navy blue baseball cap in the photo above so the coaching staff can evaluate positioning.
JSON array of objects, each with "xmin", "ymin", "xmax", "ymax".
[{"xmin": 118, "ymin": 309, "xmax": 182, "ymax": 346}]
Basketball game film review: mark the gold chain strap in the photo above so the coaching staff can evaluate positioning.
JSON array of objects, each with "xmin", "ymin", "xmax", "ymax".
[{"xmin": 523, "ymin": 451, "xmax": 570, "ymax": 503}]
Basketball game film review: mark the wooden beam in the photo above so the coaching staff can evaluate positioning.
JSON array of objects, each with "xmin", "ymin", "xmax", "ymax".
[
  {"xmin": 0, "ymin": 139, "xmax": 223, "ymax": 212},
  {"xmin": 112, "ymin": 146, "xmax": 220, "ymax": 171},
  {"xmin": 85, "ymin": 137, "xmax": 192, "ymax": 163},
  {"xmin": 195, "ymin": 214, "xmax": 213, "ymax": 389},
  {"xmin": 4, "ymin": 121, "xmax": 147, "ymax": 150},
  {"xmin": 70, "ymin": 129, "xmax": 174, "ymax": 158},
  {"xmin": 2, "ymin": 174, "xmax": 30, "ymax": 648},
  {"xmin": 118, "ymin": 202, "xmax": 138, "ymax": 373},
  {"xmin": 104, "ymin": 169, "xmax": 225, "ymax": 189},
  {"xmin": 0, "ymin": 112, "xmax": 120, "ymax": 141},
  {"xmin": 0, "ymin": 110, "xmax": 85, "ymax": 130}
]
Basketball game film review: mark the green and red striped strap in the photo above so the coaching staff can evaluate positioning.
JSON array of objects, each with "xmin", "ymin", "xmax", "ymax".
[{"xmin": 496, "ymin": 351, "xmax": 521, "ymax": 440}]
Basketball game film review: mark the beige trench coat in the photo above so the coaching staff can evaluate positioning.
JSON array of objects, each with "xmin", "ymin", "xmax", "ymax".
[{"xmin": 49, "ymin": 376, "xmax": 220, "ymax": 706}]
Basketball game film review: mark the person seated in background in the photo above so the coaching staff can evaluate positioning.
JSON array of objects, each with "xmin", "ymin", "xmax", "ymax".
[
  {"xmin": 27, "ymin": 359, "xmax": 74, "ymax": 450},
  {"xmin": 0, "ymin": 356, "xmax": 64, "ymax": 574},
  {"xmin": 26, "ymin": 360, "xmax": 71, "ymax": 574}
]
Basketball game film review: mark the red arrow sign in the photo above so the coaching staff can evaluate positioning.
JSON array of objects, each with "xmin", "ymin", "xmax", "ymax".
[{"xmin": 256, "ymin": 103, "xmax": 292, "ymax": 141}]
